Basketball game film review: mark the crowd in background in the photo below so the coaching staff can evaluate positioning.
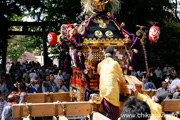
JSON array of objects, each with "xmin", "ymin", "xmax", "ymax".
[
  {"xmin": 0, "ymin": 61, "xmax": 69, "ymax": 120},
  {"xmin": 1, "ymin": 61, "xmax": 180, "ymax": 119},
  {"xmin": 131, "ymin": 64, "xmax": 180, "ymax": 99}
]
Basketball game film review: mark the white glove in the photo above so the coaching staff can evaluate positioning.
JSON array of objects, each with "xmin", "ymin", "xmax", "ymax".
[{"xmin": 129, "ymin": 83, "xmax": 137, "ymax": 92}]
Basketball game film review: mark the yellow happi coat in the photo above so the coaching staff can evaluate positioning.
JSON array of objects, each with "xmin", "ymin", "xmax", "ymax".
[
  {"xmin": 97, "ymin": 57, "xmax": 126, "ymax": 106},
  {"xmin": 137, "ymin": 93, "xmax": 162, "ymax": 120}
]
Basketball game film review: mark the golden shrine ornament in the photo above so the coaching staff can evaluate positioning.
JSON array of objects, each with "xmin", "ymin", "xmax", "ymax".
[
  {"xmin": 94, "ymin": 30, "xmax": 103, "ymax": 38},
  {"xmin": 84, "ymin": 69, "xmax": 88, "ymax": 74},
  {"xmin": 105, "ymin": 30, "xmax": 113, "ymax": 38},
  {"xmin": 99, "ymin": 22, "xmax": 107, "ymax": 29}
]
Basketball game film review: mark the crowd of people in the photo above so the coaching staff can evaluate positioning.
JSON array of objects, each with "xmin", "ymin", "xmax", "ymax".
[
  {"xmin": 0, "ymin": 61, "xmax": 69, "ymax": 120},
  {"xmin": 0, "ymin": 60, "xmax": 180, "ymax": 120},
  {"xmin": 130, "ymin": 64, "xmax": 180, "ymax": 100}
]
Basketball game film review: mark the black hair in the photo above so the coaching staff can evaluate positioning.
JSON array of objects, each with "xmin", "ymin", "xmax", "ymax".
[
  {"xmin": 0, "ymin": 91, "xmax": 1, "ymax": 95},
  {"xmin": 54, "ymin": 70, "xmax": 58, "ymax": 75},
  {"xmin": 121, "ymin": 96, "xmax": 151, "ymax": 120},
  {"xmin": 31, "ymin": 69, "xmax": 35, "ymax": 72},
  {"xmin": 19, "ymin": 82, "xmax": 26, "ymax": 91},
  {"xmin": 38, "ymin": 74, "xmax": 42, "ymax": 79}
]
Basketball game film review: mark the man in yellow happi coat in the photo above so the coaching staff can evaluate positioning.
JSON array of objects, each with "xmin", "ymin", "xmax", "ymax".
[
  {"xmin": 97, "ymin": 46, "xmax": 126, "ymax": 120},
  {"xmin": 129, "ymin": 83, "xmax": 162, "ymax": 120}
]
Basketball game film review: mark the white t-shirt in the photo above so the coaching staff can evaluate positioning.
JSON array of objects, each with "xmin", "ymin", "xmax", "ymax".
[{"xmin": 29, "ymin": 73, "xmax": 37, "ymax": 79}]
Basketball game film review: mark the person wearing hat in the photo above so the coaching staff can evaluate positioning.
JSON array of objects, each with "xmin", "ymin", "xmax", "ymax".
[{"xmin": 97, "ymin": 46, "xmax": 126, "ymax": 120}]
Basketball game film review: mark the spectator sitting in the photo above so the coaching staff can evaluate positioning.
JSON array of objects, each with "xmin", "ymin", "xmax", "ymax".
[
  {"xmin": 143, "ymin": 78, "xmax": 156, "ymax": 90},
  {"xmin": 172, "ymin": 85, "xmax": 180, "ymax": 99},
  {"xmin": 167, "ymin": 75, "xmax": 180, "ymax": 99},
  {"xmin": 154, "ymin": 81, "xmax": 168, "ymax": 103},
  {"xmin": 156, "ymin": 81, "xmax": 168, "ymax": 95},
  {"xmin": 49, "ymin": 75, "xmax": 58, "ymax": 92},
  {"xmin": 37, "ymin": 74, "xmax": 43, "ymax": 93},
  {"xmin": 27, "ymin": 78, "xmax": 39, "ymax": 93},
  {"xmin": 42, "ymin": 75, "xmax": 58, "ymax": 93},
  {"xmin": 58, "ymin": 79, "xmax": 69, "ymax": 92},
  {"xmin": 29, "ymin": 69, "xmax": 37, "ymax": 80},
  {"xmin": 18, "ymin": 83, "xmax": 27, "ymax": 104},
  {"xmin": 54, "ymin": 69, "xmax": 64, "ymax": 87},
  {"xmin": 0, "ymin": 91, "xmax": 8, "ymax": 120},
  {"xmin": 121, "ymin": 96, "xmax": 151, "ymax": 120},
  {"xmin": 0, "ymin": 76, "xmax": 9, "ymax": 98},
  {"xmin": 1, "ymin": 94, "xmax": 20, "ymax": 120},
  {"xmin": 131, "ymin": 69, "xmax": 137, "ymax": 77},
  {"xmin": 10, "ymin": 81, "xmax": 19, "ymax": 93},
  {"xmin": 165, "ymin": 73, "xmax": 173, "ymax": 84}
]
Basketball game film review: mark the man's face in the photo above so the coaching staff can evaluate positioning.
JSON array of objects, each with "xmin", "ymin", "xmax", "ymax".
[
  {"xmin": 58, "ymin": 70, "xmax": 62, "ymax": 75},
  {"xmin": 172, "ymin": 87, "xmax": 177, "ymax": 92},
  {"xmin": 166, "ymin": 64, "xmax": 168, "ymax": 67},
  {"xmin": 45, "ymin": 76, "xmax": 50, "ymax": 81},
  {"xmin": 58, "ymin": 80, "xmax": 63, "ymax": 86},
  {"xmin": 157, "ymin": 67, "xmax": 160, "ymax": 70},
  {"xmin": 50, "ymin": 76, "xmax": 54, "ymax": 82},
  {"xmin": 162, "ymin": 82, "xmax": 168, "ymax": 88},
  {"xmin": 0, "ymin": 78, "xmax": 2, "ymax": 83}
]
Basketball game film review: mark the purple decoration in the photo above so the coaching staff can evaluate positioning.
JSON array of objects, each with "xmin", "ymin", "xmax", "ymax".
[
  {"xmin": 73, "ymin": 50, "xmax": 86, "ymax": 70},
  {"xmin": 102, "ymin": 98, "xmax": 120, "ymax": 120},
  {"xmin": 83, "ymin": 72, "xmax": 98, "ymax": 101},
  {"xmin": 64, "ymin": 53, "xmax": 72, "ymax": 75},
  {"xmin": 61, "ymin": 39, "xmax": 70, "ymax": 51},
  {"xmin": 141, "ymin": 42, "xmax": 149, "ymax": 79},
  {"xmin": 73, "ymin": 51, "xmax": 78, "ymax": 67},
  {"xmin": 131, "ymin": 37, "xmax": 140, "ymax": 49}
]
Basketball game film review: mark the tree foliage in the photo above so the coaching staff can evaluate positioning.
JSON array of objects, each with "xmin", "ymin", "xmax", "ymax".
[{"xmin": 1, "ymin": 0, "xmax": 180, "ymax": 69}]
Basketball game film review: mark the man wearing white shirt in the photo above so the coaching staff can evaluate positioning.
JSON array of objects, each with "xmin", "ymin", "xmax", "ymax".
[
  {"xmin": 29, "ymin": 69, "xmax": 37, "ymax": 80},
  {"xmin": 163, "ymin": 64, "xmax": 171, "ymax": 75},
  {"xmin": 155, "ymin": 66, "xmax": 162, "ymax": 80}
]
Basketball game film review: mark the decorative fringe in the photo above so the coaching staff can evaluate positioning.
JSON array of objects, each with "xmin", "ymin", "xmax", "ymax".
[
  {"xmin": 81, "ymin": 0, "xmax": 94, "ymax": 14},
  {"xmin": 81, "ymin": 0, "xmax": 121, "ymax": 16},
  {"xmin": 110, "ymin": 0, "xmax": 121, "ymax": 17}
]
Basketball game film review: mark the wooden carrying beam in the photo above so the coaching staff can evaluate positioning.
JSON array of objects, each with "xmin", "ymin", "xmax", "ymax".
[
  {"xmin": 162, "ymin": 99, "xmax": 180, "ymax": 112},
  {"xmin": 13, "ymin": 102, "xmax": 92, "ymax": 118},
  {"xmin": 27, "ymin": 92, "xmax": 71, "ymax": 103}
]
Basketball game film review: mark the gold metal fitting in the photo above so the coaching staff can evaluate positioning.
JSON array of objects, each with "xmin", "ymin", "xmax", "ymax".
[
  {"xmin": 94, "ymin": 30, "xmax": 103, "ymax": 38},
  {"xmin": 85, "ymin": 15, "xmax": 88, "ymax": 20},
  {"xmin": 99, "ymin": 22, "xmax": 107, "ymax": 29},
  {"xmin": 121, "ymin": 22, "xmax": 125, "ymax": 27},
  {"xmin": 129, "ymin": 66, "xmax": 133, "ymax": 71},
  {"xmin": 105, "ymin": 30, "xmax": 113, "ymax": 38},
  {"xmin": 133, "ymin": 49, "xmax": 138, "ymax": 54},
  {"xmin": 77, "ymin": 52, "xmax": 82, "ymax": 56},
  {"xmin": 84, "ymin": 69, "xmax": 88, "ymax": 74},
  {"xmin": 107, "ymin": 12, "xmax": 111, "ymax": 17}
]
